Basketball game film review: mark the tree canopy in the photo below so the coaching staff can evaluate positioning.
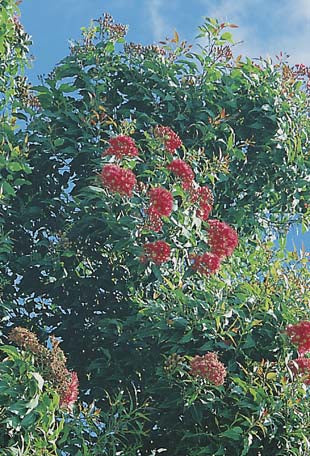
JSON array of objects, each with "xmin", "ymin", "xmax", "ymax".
[{"xmin": 0, "ymin": 7, "xmax": 309, "ymax": 455}]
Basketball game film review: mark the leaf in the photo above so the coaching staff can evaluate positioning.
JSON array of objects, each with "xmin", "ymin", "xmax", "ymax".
[
  {"xmin": 221, "ymin": 426, "xmax": 243, "ymax": 441},
  {"xmin": 172, "ymin": 30, "xmax": 179, "ymax": 43},
  {"xmin": 54, "ymin": 138, "xmax": 65, "ymax": 147},
  {"xmin": 31, "ymin": 372, "xmax": 44, "ymax": 391}
]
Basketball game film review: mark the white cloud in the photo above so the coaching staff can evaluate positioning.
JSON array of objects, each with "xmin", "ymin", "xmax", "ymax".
[
  {"xmin": 148, "ymin": 0, "xmax": 169, "ymax": 41},
  {"xmin": 199, "ymin": 0, "xmax": 310, "ymax": 63}
]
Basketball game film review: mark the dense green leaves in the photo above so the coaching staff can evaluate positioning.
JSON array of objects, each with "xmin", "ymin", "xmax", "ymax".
[{"xmin": 0, "ymin": 11, "xmax": 309, "ymax": 455}]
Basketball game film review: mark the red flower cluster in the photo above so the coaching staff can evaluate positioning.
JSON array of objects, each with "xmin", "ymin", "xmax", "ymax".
[
  {"xmin": 154, "ymin": 126, "xmax": 183, "ymax": 153},
  {"xmin": 286, "ymin": 321, "xmax": 310, "ymax": 356},
  {"xmin": 191, "ymin": 186, "xmax": 214, "ymax": 220},
  {"xmin": 60, "ymin": 371, "xmax": 79, "ymax": 409},
  {"xmin": 101, "ymin": 164, "xmax": 136, "ymax": 196},
  {"xmin": 104, "ymin": 135, "xmax": 138, "ymax": 158},
  {"xmin": 145, "ymin": 207, "xmax": 163, "ymax": 232},
  {"xmin": 207, "ymin": 220, "xmax": 238, "ymax": 257},
  {"xmin": 289, "ymin": 358, "xmax": 310, "ymax": 385},
  {"xmin": 190, "ymin": 352, "xmax": 227, "ymax": 386},
  {"xmin": 167, "ymin": 159, "xmax": 195, "ymax": 190},
  {"xmin": 141, "ymin": 240, "xmax": 171, "ymax": 264},
  {"xmin": 190, "ymin": 252, "xmax": 221, "ymax": 276},
  {"xmin": 149, "ymin": 187, "xmax": 173, "ymax": 217}
]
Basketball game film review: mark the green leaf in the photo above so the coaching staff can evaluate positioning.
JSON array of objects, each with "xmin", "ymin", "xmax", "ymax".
[{"xmin": 221, "ymin": 426, "xmax": 243, "ymax": 441}]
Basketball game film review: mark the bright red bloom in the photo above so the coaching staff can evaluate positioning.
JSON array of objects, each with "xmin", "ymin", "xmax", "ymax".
[
  {"xmin": 191, "ymin": 186, "xmax": 214, "ymax": 220},
  {"xmin": 101, "ymin": 164, "xmax": 136, "ymax": 196},
  {"xmin": 149, "ymin": 187, "xmax": 173, "ymax": 217},
  {"xmin": 167, "ymin": 159, "xmax": 195, "ymax": 189},
  {"xmin": 145, "ymin": 206, "xmax": 163, "ymax": 232},
  {"xmin": 286, "ymin": 321, "xmax": 310, "ymax": 355},
  {"xmin": 104, "ymin": 135, "xmax": 138, "ymax": 158},
  {"xmin": 154, "ymin": 126, "xmax": 182, "ymax": 153},
  {"xmin": 60, "ymin": 371, "xmax": 79, "ymax": 409},
  {"xmin": 289, "ymin": 358, "xmax": 310, "ymax": 385},
  {"xmin": 190, "ymin": 352, "xmax": 227, "ymax": 386},
  {"xmin": 207, "ymin": 220, "xmax": 238, "ymax": 257},
  {"xmin": 141, "ymin": 240, "xmax": 171, "ymax": 265},
  {"xmin": 190, "ymin": 252, "xmax": 222, "ymax": 275}
]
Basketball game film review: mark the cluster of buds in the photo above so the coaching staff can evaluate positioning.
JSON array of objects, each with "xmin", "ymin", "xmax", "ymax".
[
  {"xmin": 190, "ymin": 352, "xmax": 227, "ymax": 386},
  {"xmin": 8, "ymin": 327, "xmax": 79, "ymax": 410},
  {"xmin": 101, "ymin": 164, "xmax": 136, "ymax": 196},
  {"xmin": 124, "ymin": 42, "xmax": 166, "ymax": 57},
  {"xmin": 103, "ymin": 135, "xmax": 139, "ymax": 158},
  {"xmin": 99, "ymin": 13, "xmax": 128, "ymax": 40}
]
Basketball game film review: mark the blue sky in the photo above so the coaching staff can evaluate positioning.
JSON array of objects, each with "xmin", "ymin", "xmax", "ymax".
[
  {"xmin": 20, "ymin": 0, "xmax": 310, "ymax": 80},
  {"xmin": 19, "ymin": 0, "xmax": 310, "ymax": 253}
]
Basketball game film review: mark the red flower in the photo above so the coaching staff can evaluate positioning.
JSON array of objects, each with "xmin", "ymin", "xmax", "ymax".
[
  {"xmin": 101, "ymin": 164, "xmax": 136, "ymax": 196},
  {"xmin": 207, "ymin": 220, "xmax": 238, "ymax": 257},
  {"xmin": 191, "ymin": 186, "xmax": 214, "ymax": 220},
  {"xmin": 149, "ymin": 187, "xmax": 173, "ymax": 217},
  {"xmin": 60, "ymin": 371, "xmax": 79, "ymax": 409},
  {"xmin": 190, "ymin": 252, "xmax": 222, "ymax": 275},
  {"xmin": 145, "ymin": 207, "xmax": 164, "ymax": 232},
  {"xmin": 167, "ymin": 159, "xmax": 195, "ymax": 189},
  {"xmin": 286, "ymin": 321, "xmax": 310, "ymax": 356},
  {"xmin": 154, "ymin": 126, "xmax": 182, "ymax": 153},
  {"xmin": 289, "ymin": 358, "xmax": 310, "ymax": 385},
  {"xmin": 190, "ymin": 352, "xmax": 227, "ymax": 386},
  {"xmin": 141, "ymin": 240, "xmax": 171, "ymax": 264},
  {"xmin": 104, "ymin": 135, "xmax": 138, "ymax": 158}
]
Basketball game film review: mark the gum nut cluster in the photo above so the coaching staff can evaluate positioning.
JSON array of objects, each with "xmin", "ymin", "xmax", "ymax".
[
  {"xmin": 104, "ymin": 135, "xmax": 139, "ymax": 158},
  {"xmin": 190, "ymin": 252, "xmax": 222, "ymax": 276},
  {"xmin": 289, "ymin": 358, "xmax": 310, "ymax": 385},
  {"xmin": 101, "ymin": 164, "xmax": 136, "ymax": 196},
  {"xmin": 60, "ymin": 371, "xmax": 79, "ymax": 409},
  {"xmin": 154, "ymin": 125, "xmax": 183, "ymax": 153},
  {"xmin": 191, "ymin": 186, "xmax": 214, "ymax": 221},
  {"xmin": 167, "ymin": 159, "xmax": 194, "ymax": 189},
  {"xmin": 190, "ymin": 352, "xmax": 227, "ymax": 386},
  {"xmin": 207, "ymin": 219, "xmax": 238, "ymax": 257},
  {"xmin": 141, "ymin": 240, "xmax": 171, "ymax": 265},
  {"xmin": 286, "ymin": 321, "xmax": 310, "ymax": 355}
]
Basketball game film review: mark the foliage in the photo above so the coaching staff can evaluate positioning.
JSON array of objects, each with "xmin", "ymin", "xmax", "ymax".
[
  {"xmin": 0, "ymin": 11, "xmax": 309, "ymax": 455},
  {"xmin": 0, "ymin": 338, "xmax": 145, "ymax": 455}
]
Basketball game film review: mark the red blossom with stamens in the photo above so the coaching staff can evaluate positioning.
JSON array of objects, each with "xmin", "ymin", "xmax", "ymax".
[
  {"xmin": 141, "ymin": 240, "xmax": 171, "ymax": 264},
  {"xmin": 145, "ymin": 206, "xmax": 164, "ymax": 232},
  {"xmin": 60, "ymin": 371, "xmax": 79, "ymax": 409},
  {"xmin": 149, "ymin": 187, "xmax": 173, "ymax": 217},
  {"xmin": 286, "ymin": 321, "xmax": 310, "ymax": 355},
  {"xmin": 167, "ymin": 159, "xmax": 195, "ymax": 189},
  {"xmin": 190, "ymin": 352, "xmax": 227, "ymax": 386},
  {"xmin": 101, "ymin": 164, "xmax": 136, "ymax": 196},
  {"xmin": 207, "ymin": 219, "xmax": 238, "ymax": 257},
  {"xmin": 104, "ymin": 135, "xmax": 138, "ymax": 158},
  {"xmin": 190, "ymin": 252, "xmax": 221, "ymax": 275},
  {"xmin": 191, "ymin": 186, "xmax": 214, "ymax": 220},
  {"xmin": 154, "ymin": 126, "xmax": 182, "ymax": 153},
  {"xmin": 289, "ymin": 358, "xmax": 310, "ymax": 385}
]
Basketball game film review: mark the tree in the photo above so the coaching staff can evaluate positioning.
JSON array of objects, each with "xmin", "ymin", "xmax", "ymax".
[{"xmin": 1, "ymin": 12, "xmax": 309, "ymax": 455}]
